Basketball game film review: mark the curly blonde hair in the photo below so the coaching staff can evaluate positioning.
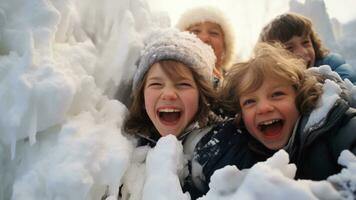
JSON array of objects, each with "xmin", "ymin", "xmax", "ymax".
[
  {"xmin": 259, "ymin": 13, "xmax": 329, "ymax": 62},
  {"xmin": 220, "ymin": 43, "xmax": 323, "ymax": 118}
]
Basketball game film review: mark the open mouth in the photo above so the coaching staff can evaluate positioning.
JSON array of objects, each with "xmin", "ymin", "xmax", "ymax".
[
  {"xmin": 258, "ymin": 119, "xmax": 284, "ymax": 137},
  {"xmin": 158, "ymin": 108, "xmax": 181, "ymax": 124}
]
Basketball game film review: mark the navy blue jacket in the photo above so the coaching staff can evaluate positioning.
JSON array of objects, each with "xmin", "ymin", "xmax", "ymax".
[{"xmin": 185, "ymin": 99, "xmax": 356, "ymax": 199}]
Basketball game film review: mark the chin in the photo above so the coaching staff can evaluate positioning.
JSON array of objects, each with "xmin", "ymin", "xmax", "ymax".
[{"xmin": 264, "ymin": 142, "xmax": 285, "ymax": 150}]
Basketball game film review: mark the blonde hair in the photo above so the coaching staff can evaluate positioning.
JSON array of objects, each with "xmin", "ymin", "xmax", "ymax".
[
  {"xmin": 220, "ymin": 43, "xmax": 322, "ymax": 117},
  {"xmin": 124, "ymin": 60, "xmax": 217, "ymax": 136},
  {"xmin": 259, "ymin": 13, "xmax": 329, "ymax": 61}
]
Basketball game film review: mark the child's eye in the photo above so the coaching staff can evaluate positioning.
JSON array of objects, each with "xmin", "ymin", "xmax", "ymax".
[
  {"xmin": 177, "ymin": 82, "xmax": 193, "ymax": 88},
  {"xmin": 147, "ymin": 82, "xmax": 162, "ymax": 88},
  {"xmin": 241, "ymin": 99, "xmax": 255, "ymax": 107},
  {"xmin": 190, "ymin": 29, "xmax": 201, "ymax": 34},
  {"xmin": 272, "ymin": 91, "xmax": 285, "ymax": 98},
  {"xmin": 303, "ymin": 40, "xmax": 312, "ymax": 47},
  {"xmin": 285, "ymin": 45, "xmax": 294, "ymax": 51},
  {"xmin": 209, "ymin": 31, "xmax": 220, "ymax": 36}
]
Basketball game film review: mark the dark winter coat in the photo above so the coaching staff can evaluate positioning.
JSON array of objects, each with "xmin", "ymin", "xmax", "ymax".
[
  {"xmin": 289, "ymin": 98, "xmax": 356, "ymax": 180},
  {"xmin": 315, "ymin": 53, "xmax": 356, "ymax": 84},
  {"xmin": 185, "ymin": 99, "xmax": 356, "ymax": 199}
]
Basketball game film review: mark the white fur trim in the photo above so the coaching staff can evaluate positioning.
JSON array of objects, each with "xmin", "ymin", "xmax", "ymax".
[{"xmin": 176, "ymin": 6, "xmax": 236, "ymax": 70}]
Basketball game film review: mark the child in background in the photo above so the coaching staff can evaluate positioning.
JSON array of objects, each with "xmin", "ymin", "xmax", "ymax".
[
  {"xmin": 185, "ymin": 42, "xmax": 356, "ymax": 199},
  {"xmin": 259, "ymin": 12, "xmax": 356, "ymax": 84},
  {"xmin": 121, "ymin": 28, "xmax": 221, "ymax": 199},
  {"xmin": 176, "ymin": 6, "xmax": 236, "ymax": 87}
]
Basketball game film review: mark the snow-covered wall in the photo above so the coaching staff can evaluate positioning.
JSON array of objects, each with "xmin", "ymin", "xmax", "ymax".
[{"xmin": 0, "ymin": 0, "xmax": 169, "ymax": 199}]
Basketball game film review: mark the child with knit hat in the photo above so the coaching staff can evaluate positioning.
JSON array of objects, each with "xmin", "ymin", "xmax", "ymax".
[
  {"xmin": 176, "ymin": 6, "xmax": 236, "ymax": 87},
  {"xmin": 120, "ymin": 28, "xmax": 222, "ymax": 199},
  {"xmin": 259, "ymin": 12, "xmax": 356, "ymax": 84},
  {"xmin": 125, "ymin": 28, "xmax": 217, "ymax": 141}
]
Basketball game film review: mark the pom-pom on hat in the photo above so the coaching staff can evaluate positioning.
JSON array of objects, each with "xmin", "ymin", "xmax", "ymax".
[
  {"xmin": 132, "ymin": 28, "xmax": 216, "ymax": 91},
  {"xmin": 176, "ymin": 6, "xmax": 236, "ymax": 71}
]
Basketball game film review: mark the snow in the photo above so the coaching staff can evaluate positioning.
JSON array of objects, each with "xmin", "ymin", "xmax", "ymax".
[
  {"xmin": 328, "ymin": 151, "xmax": 356, "ymax": 199},
  {"xmin": 0, "ymin": 0, "xmax": 355, "ymax": 199},
  {"xmin": 304, "ymin": 78, "xmax": 342, "ymax": 133},
  {"xmin": 200, "ymin": 150, "xmax": 344, "ymax": 200},
  {"xmin": 142, "ymin": 135, "xmax": 189, "ymax": 200}
]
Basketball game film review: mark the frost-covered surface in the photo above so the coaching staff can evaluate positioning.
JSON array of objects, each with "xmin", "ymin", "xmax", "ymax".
[
  {"xmin": 0, "ymin": 0, "xmax": 355, "ymax": 200},
  {"xmin": 0, "ymin": 0, "xmax": 166, "ymax": 199}
]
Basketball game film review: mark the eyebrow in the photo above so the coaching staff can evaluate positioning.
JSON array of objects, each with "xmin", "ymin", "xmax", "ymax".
[
  {"xmin": 270, "ymin": 84, "xmax": 291, "ymax": 90},
  {"xmin": 147, "ymin": 76, "xmax": 194, "ymax": 82},
  {"xmin": 146, "ymin": 77, "xmax": 162, "ymax": 81}
]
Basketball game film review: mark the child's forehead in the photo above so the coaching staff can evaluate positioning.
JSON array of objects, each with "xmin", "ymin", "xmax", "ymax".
[
  {"xmin": 240, "ymin": 73, "xmax": 290, "ymax": 93},
  {"xmin": 243, "ymin": 80, "xmax": 290, "ymax": 96},
  {"xmin": 296, "ymin": 31, "xmax": 310, "ymax": 38},
  {"xmin": 284, "ymin": 33, "xmax": 311, "ymax": 44},
  {"xmin": 290, "ymin": 30, "xmax": 311, "ymax": 39},
  {"xmin": 155, "ymin": 61, "xmax": 194, "ymax": 78},
  {"xmin": 278, "ymin": 27, "xmax": 310, "ymax": 43}
]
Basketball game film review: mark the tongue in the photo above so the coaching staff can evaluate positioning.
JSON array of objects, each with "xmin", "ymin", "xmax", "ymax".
[
  {"xmin": 263, "ymin": 122, "xmax": 283, "ymax": 137},
  {"xmin": 160, "ymin": 112, "xmax": 180, "ymax": 123}
]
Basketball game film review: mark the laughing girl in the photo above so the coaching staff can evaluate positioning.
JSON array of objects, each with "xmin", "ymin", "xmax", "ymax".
[{"xmin": 120, "ymin": 28, "xmax": 222, "ymax": 200}]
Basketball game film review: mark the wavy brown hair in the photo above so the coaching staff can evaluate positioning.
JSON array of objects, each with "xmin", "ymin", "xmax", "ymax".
[
  {"xmin": 220, "ymin": 43, "xmax": 323, "ymax": 120},
  {"xmin": 124, "ymin": 60, "xmax": 217, "ymax": 137},
  {"xmin": 259, "ymin": 12, "xmax": 329, "ymax": 62}
]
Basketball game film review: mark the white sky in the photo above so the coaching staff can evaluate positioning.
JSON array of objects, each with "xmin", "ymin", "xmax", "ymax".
[
  {"xmin": 321, "ymin": 0, "xmax": 356, "ymax": 23},
  {"xmin": 147, "ymin": 0, "xmax": 356, "ymax": 59},
  {"xmin": 148, "ymin": 0, "xmax": 356, "ymax": 24}
]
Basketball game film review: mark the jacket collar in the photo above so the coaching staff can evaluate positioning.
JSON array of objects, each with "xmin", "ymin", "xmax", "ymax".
[{"xmin": 297, "ymin": 98, "xmax": 349, "ymax": 147}]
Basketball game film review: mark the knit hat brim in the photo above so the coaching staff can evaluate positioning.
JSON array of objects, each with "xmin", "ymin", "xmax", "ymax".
[{"xmin": 132, "ymin": 28, "xmax": 216, "ymax": 91}]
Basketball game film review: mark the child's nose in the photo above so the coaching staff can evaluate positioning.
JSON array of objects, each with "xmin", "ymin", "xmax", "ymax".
[
  {"xmin": 256, "ymin": 100, "xmax": 274, "ymax": 114},
  {"xmin": 161, "ymin": 89, "xmax": 178, "ymax": 101}
]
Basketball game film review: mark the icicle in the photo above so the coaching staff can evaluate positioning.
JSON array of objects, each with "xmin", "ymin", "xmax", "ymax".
[
  {"xmin": 11, "ymin": 131, "xmax": 16, "ymax": 160},
  {"xmin": 28, "ymin": 89, "xmax": 38, "ymax": 145}
]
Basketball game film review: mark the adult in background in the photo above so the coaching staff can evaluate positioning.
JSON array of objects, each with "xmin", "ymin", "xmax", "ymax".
[{"xmin": 176, "ymin": 6, "xmax": 236, "ymax": 87}]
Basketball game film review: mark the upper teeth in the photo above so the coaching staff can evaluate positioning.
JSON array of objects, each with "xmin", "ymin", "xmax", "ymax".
[
  {"xmin": 159, "ymin": 109, "xmax": 180, "ymax": 113},
  {"xmin": 260, "ymin": 119, "xmax": 279, "ymax": 126}
]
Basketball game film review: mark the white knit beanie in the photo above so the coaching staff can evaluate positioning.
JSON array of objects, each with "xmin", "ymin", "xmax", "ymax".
[
  {"xmin": 132, "ymin": 28, "xmax": 216, "ymax": 91},
  {"xmin": 176, "ymin": 6, "xmax": 236, "ymax": 71}
]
